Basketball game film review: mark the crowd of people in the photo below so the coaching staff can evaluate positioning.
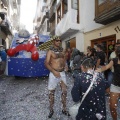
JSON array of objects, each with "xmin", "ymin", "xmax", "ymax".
[
  {"xmin": 0, "ymin": 35, "xmax": 120, "ymax": 119},
  {"xmin": 0, "ymin": 45, "xmax": 7, "ymax": 75},
  {"xmin": 45, "ymin": 35, "xmax": 120, "ymax": 120}
]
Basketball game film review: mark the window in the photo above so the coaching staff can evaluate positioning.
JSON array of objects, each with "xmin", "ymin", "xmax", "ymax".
[
  {"xmin": 71, "ymin": 0, "xmax": 79, "ymax": 23},
  {"xmin": 91, "ymin": 34, "xmax": 116, "ymax": 59},
  {"xmin": 63, "ymin": 0, "xmax": 68, "ymax": 14},
  {"xmin": 57, "ymin": 6, "xmax": 61, "ymax": 24},
  {"xmin": 71, "ymin": 0, "xmax": 78, "ymax": 10},
  {"xmin": 98, "ymin": 0, "xmax": 106, "ymax": 5}
]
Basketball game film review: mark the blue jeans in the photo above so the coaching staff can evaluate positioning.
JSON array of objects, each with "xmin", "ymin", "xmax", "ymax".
[{"xmin": 107, "ymin": 71, "xmax": 113, "ymax": 86}]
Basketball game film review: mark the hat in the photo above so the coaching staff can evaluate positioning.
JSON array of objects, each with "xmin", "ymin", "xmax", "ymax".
[
  {"xmin": 50, "ymin": 35, "xmax": 60, "ymax": 41},
  {"xmin": 0, "ymin": 45, "xmax": 3, "ymax": 47}
]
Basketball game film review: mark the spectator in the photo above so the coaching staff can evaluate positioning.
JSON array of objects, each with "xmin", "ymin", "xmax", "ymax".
[
  {"xmin": 0, "ymin": 45, "xmax": 7, "ymax": 75},
  {"xmin": 85, "ymin": 47, "xmax": 98, "ymax": 68},
  {"xmin": 108, "ymin": 40, "xmax": 120, "ymax": 85},
  {"xmin": 97, "ymin": 46, "xmax": 120, "ymax": 120},
  {"xmin": 95, "ymin": 44, "xmax": 106, "ymax": 68},
  {"xmin": 72, "ymin": 49, "xmax": 82, "ymax": 78},
  {"xmin": 71, "ymin": 58, "xmax": 110, "ymax": 120},
  {"xmin": 66, "ymin": 48, "xmax": 72, "ymax": 72},
  {"xmin": 86, "ymin": 46, "xmax": 92, "ymax": 57}
]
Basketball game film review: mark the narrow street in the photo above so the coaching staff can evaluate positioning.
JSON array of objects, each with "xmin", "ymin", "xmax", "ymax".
[{"xmin": 0, "ymin": 73, "xmax": 120, "ymax": 120}]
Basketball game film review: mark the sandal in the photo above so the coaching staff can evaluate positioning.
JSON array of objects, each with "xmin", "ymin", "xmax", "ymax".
[
  {"xmin": 62, "ymin": 110, "xmax": 70, "ymax": 116},
  {"xmin": 48, "ymin": 110, "xmax": 54, "ymax": 118}
]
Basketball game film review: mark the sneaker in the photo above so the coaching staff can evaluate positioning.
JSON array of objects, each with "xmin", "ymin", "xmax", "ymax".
[
  {"xmin": 62, "ymin": 110, "xmax": 70, "ymax": 116},
  {"xmin": 48, "ymin": 110, "xmax": 54, "ymax": 118}
]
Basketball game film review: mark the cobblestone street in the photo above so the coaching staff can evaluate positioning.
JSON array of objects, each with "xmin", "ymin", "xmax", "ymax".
[{"xmin": 0, "ymin": 73, "xmax": 120, "ymax": 120}]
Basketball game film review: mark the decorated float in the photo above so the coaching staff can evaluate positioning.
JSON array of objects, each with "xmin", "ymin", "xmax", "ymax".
[{"xmin": 6, "ymin": 29, "xmax": 50, "ymax": 77}]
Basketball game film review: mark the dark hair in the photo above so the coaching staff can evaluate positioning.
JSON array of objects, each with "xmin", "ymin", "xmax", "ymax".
[
  {"xmin": 81, "ymin": 57, "xmax": 95, "ymax": 69},
  {"xmin": 116, "ymin": 39, "xmax": 120, "ymax": 44},
  {"xmin": 115, "ymin": 46, "xmax": 120, "ymax": 60},
  {"xmin": 115, "ymin": 43, "xmax": 120, "ymax": 46},
  {"xmin": 91, "ymin": 48, "xmax": 97, "ymax": 56},
  {"xmin": 96, "ymin": 44, "xmax": 103, "ymax": 50},
  {"xmin": 87, "ymin": 46, "xmax": 92, "ymax": 51},
  {"xmin": 77, "ymin": 50, "xmax": 81, "ymax": 55}
]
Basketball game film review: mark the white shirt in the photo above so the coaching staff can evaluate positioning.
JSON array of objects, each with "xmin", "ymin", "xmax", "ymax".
[{"xmin": 109, "ymin": 51, "xmax": 116, "ymax": 72}]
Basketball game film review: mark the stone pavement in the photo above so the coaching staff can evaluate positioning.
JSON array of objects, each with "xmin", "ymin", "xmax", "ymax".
[{"xmin": 0, "ymin": 73, "xmax": 120, "ymax": 120}]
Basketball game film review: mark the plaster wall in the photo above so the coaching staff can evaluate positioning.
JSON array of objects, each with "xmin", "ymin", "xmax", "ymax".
[{"xmin": 84, "ymin": 20, "xmax": 120, "ymax": 53}]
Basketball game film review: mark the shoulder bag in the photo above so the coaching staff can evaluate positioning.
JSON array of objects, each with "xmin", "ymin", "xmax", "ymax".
[{"xmin": 69, "ymin": 71, "xmax": 97, "ymax": 120}]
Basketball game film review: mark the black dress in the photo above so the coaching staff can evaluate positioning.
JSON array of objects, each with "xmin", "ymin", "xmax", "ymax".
[{"xmin": 112, "ymin": 58, "xmax": 120, "ymax": 87}]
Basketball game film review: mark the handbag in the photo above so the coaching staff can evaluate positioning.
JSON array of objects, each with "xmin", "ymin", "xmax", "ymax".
[
  {"xmin": 70, "ymin": 60, "xmax": 73, "ymax": 69},
  {"xmin": 69, "ymin": 71, "xmax": 97, "ymax": 120},
  {"xmin": 0, "ymin": 57, "xmax": 2, "ymax": 62}
]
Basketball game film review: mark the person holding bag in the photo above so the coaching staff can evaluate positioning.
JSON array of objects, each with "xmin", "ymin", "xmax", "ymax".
[
  {"xmin": 97, "ymin": 46, "xmax": 120, "ymax": 120},
  {"xmin": 70, "ymin": 58, "xmax": 110, "ymax": 120}
]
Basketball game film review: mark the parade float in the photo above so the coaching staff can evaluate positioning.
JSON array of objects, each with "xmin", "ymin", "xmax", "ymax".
[{"xmin": 6, "ymin": 29, "xmax": 50, "ymax": 77}]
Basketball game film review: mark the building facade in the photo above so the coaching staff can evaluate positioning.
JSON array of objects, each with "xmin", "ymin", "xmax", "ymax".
[
  {"xmin": 0, "ymin": 0, "xmax": 21, "ymax": 49},
  {"xmin": 84, "ymin": 0, "xmax": 120, "ymax": 58},
  {"xmin": 33, "ymin": 0, "xmax": 50, "ymax": 35},
  {"xmin": 34, "ymin": 0, "xmax": 120, "ymax": 58}
]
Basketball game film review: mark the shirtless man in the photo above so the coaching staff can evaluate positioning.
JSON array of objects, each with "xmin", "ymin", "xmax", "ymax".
[{"xmin": 45, "ymin": 36, "xmax": 70, "ymax": 118}]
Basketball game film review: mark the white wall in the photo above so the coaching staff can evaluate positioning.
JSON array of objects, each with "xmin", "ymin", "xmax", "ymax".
[
  {"xmin": 62, "ymin": 31, "xmax": 84, "ymax": 52},
  {"xmin": 84, "ymin": 20, "xmax": 120, "ymax": 52},
  {"xmin": 80, "ymin": 0, "xmax": 103, "ymax": 32}
]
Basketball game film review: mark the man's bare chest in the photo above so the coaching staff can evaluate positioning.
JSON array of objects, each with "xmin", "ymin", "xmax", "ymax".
[{"xmin": 52, "ymin": 52, "xmax": 64, "ymax": 59}]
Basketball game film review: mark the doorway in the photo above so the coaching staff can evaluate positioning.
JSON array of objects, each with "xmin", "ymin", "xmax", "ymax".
[
  {"xmin": 91, "ymin": 34, "xmax": 116, "ymax": 58},
  {"xmin": 66, "ymin": 37, "xmax": 76, "ymax": 49}
]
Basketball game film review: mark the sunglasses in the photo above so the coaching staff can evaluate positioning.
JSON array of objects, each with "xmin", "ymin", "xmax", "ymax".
[{"xmin": 55, "ymin": 40, "xmax": 61, "ymax": 42}]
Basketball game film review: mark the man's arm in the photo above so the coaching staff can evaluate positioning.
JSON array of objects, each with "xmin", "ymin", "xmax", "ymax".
[
  {"xmin": 45, "ymin": 50, "xmax": 54, "ymax": 73},
  {"xmin": 96, "ymin": 60, "xmax": 113, "ymax": 72},
  {"xmin": 96, "ymin": 59, "xmax": 100, "ymax": 68}
]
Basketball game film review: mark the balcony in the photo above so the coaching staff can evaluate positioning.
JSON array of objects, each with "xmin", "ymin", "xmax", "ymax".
[
  {"xmin": 0, "ymin": 12, "xmax": 12, "ymax": 35},
  {"xmin": 36, "ymin": 11, "xmax": 49, "ymax": 33},
  {"xmin": 0, "ymin": 20, "xmax": 12, "ymax": 35},
  {"xmin": 49, "ymin": 5, "xmax": 56, "ymax": 22},
  {"xmin": 42, "ymin": 12, "xmax": 49, "ymax": 24},
  {"xmin": 55, "ymin": 9, "xmax": 80, "ymax": 39},
  {"xmin": 94, "ymin": 0, "xmax": 120, "ymax": 25}
]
